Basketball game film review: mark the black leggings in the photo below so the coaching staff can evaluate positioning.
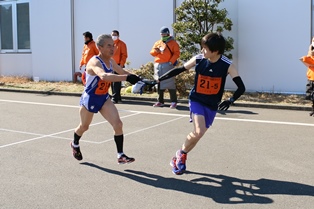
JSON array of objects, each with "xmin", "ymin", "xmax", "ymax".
[
  {"xmin": 157, "ymin": 83, "xmax": 177, "ymax": 103},
  {"xmin": 305, "ymin": 80, "xmax": 314, "ymax": 101}
]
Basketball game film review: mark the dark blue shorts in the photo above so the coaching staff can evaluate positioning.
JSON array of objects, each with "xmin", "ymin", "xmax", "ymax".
[
  {"xmin": 80, "ymin": 92, "xmax": 110, "ymax": 113},
  {"xmin": 189, "ymin": 101, "xmax": 217, "ymax": 128}
]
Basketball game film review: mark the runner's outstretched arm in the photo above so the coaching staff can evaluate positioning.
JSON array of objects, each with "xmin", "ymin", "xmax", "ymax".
[
  {"xmin": 158, "ymin": 56, "xmax": 197, "ymax": 81},
  {"xmin": 158, "ymin": 66, "xmax": 187, "ymax": 81}
]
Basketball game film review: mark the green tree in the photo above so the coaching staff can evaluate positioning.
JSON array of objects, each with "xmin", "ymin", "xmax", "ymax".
[{"xmin": 173, "ymin": 0, "xmax": 233, "ymax": 61}]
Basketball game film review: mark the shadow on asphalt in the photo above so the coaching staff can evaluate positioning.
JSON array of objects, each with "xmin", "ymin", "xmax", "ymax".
[
  {"xmin": 217, "ymin": 109, "xmax": 258, "ymax": 115},
  {"xmin": 80, "ymin": 162, "xmax": 314, "ymax": 204}
]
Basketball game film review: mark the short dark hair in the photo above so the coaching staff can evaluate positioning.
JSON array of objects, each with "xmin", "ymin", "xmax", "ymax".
[
  {"xmin": 112, "ymin": 30, "xmax": 119, "ymax": 36},
  {"xmin": 201, "ymin": 33, "xmax": 225, "ymax": 54},
  {"xmin": 83, "ymin": 31, "xmax": 93, "ymax": 40}
]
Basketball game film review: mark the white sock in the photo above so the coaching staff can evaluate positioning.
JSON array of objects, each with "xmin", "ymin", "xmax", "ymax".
[
  {"xmin": 72, "ymin": 142, "xmax": 79, "ymax": 148},
  {"xmin": 117, "ymin": 152, "xmax": 124, "ymax": 158}
]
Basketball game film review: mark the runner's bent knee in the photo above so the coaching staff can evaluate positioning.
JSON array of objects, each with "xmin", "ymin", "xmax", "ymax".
[
  {"xmin": 79, "ymin": 124, "xmax": 89, "ymax": 132},
  {"xmin": 112, "ymin": 120, "xmax": 123, "ymax": 132},
  {"xmin": 193, "ymin": 128, "xmax": 206, "ymax": 139}
]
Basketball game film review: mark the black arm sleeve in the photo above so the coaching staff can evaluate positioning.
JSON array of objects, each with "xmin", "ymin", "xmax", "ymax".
[
  {"xmin": 232, "ymin": 76, "xmax": 245, "ymax": 101},
  {"xmin": 158, "ymin": 66, "xmax": 187, "ymax": 81}
]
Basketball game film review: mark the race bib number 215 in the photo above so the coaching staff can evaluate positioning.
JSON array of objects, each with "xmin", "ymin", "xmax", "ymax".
[{"xmin": 196, "ymin": 75, "xmax": 222, "ymax": 95}]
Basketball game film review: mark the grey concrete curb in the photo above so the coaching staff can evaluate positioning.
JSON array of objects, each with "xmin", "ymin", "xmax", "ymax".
[{"xmin": 0, "ymin": 88, "xmax": 312, "ymax": 111}]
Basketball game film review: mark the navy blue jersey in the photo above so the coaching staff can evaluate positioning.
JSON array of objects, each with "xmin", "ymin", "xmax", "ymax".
[{"xmin": 189, "ymin": 54, "xmax": 232, "ymax": 110}]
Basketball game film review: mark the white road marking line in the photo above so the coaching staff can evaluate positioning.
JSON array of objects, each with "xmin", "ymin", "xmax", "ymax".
[
  {"xmin": 0, "ymin": 128, "xmax": 73, "ymax": 139},
  {"xmin": 119, "ymin": 109, "xmax": 189, "ymax": 117},
  {"xmin": 1, "ymin": 98, "xmax": 314, "ymax": 148},
  {"xmin": 0, "ymin": 99, "xmax": 79, "ymax": 108},
  {"xmin": 216, "ymin": 117, "xmax": 314, "ymax": 127},
  {"xmin": 1, "ymin": 99, "xmax": 314, "ymax": 127},
  {"xmin": 0, "ymin": 127, "xmax": 98, "ymax": 142},
  {"xmin": 0, "ymin": 112, "xmax": 140, "ymax": 148},
  {"xmin": 0, "ymin": 128, "xmax": 76, "ymax": 148},
  {"xmin": 98, "ymin": 116, "xmax": 186, "ymax": 144},
  {"xmin": 120, "ymin": 110, "xmax": 314, "ymax": 127}
]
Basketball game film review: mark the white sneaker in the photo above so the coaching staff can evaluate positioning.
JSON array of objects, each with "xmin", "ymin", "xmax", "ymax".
[
  {"xmin": 153, "ymin": 102, "xmax": 164, "ymax": 107},
  {"xmin": 170, "ymin": 102, "xmax": 177, "ymax": 109}
]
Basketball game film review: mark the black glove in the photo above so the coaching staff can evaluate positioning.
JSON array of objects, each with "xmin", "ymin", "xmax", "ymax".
[
  {"xmin": 126, "ymin": 74, "xmax": 141, "ymax": 84},
  {"xmin": 218, "ymin": 98, "xmax": 234, "ymax": 111}
]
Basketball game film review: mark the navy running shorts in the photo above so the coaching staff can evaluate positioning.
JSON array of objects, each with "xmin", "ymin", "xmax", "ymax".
[
  {"xmin": 189, "ymin": 100, "xmax": 217, "ymax": 128},
  {"xmin": 80, "ymin": 92, "xmax": 110, "ymax": 113}
]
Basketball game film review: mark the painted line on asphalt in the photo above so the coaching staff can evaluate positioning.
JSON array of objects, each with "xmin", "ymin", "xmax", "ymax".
[
  {"xmin": 1, "ymin": 98, "xmax": 314, "ymax": 143},
  {"xmin": 0, "ymin": 99, "xmax": 79, "ymax": 108},
  {"xmin": 216, "ymin": 117, "xmax": 314, "ymax": 127},
  {"xmin": 2, "ymin": 99, "xmax": 312, "ymax": 127},
  {"xmin": 0, "ymin": 112, "xmax": 140, "ymax": 148},
  {"xmin": 121, "ymin": 109, "xmax": 314, "ymax": 127},
  {"xmin": 97, "ymin": 116, "xmax": 186, "ymax": 144}
]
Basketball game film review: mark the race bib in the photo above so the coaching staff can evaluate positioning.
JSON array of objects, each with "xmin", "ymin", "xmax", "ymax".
[
  {"xmin": 196, "ymin": 75, "xmax": 222, "ymax": 95},
  {"xmin": 95, "ymin": 80, "xmax": 111, "ymax": 95}
]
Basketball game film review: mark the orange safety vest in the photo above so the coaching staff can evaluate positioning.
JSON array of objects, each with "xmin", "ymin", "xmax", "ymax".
[
  {"xmin": 301, "ymin": 56, "xmax": 314, "ymax": 81},
  {"xmin": 80, "ymin": 40, "xmax": 99, "ymax": 67},
  {"xmin": 112, "ymin": 39, "xmax": 128, "ymax": 67},
  {"xmin": 150, "ymin": 38, "xmax": 180, "ymax": 65}
]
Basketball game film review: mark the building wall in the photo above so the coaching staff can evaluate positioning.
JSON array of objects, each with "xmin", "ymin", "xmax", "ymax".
[
  {"xmin": 73, "ymin": 0, "xmax": 174, "ymax": 71},
  {"xmin": 0, "ymin": 0, "xmax": 312, "ymax": 93},
  {"xmin": 237, "ymin": 0, "xmax": 311, "ymax": 93},
  {"xmin": 219, "ymin": 0, "xmax": 239, "ymax": 90},
  {"xmin": 30, "ymin": 0, "xmax": 73, "ymax": 81},
  {"xmin": 0, "ymin": 54, "xmax": 32, "ymax": 77}
]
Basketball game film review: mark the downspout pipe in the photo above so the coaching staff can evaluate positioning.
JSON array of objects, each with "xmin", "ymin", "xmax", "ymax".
[
  {"xmin": 310, "ymin": 0, "xmax": 314, "ymax": 41},
  {"xmin": 70, "ymin": 0, "xmax": 75, "ymax": 81},
  {"xmin": 173, "ymin": 0, "xmax": 176, "ymax": 37}
]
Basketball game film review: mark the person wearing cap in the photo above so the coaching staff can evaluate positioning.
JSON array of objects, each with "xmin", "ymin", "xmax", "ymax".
[
  {"xmin": 111, "ymin": 30, "xmax": 128, "ymax": 103},
  {"xmin": 150, "ymin": 26, "xmax": 180, "ymax": 109},
  {"xmin": 74, "ymin": 31, "xmax": 99, "ymax": 85}
]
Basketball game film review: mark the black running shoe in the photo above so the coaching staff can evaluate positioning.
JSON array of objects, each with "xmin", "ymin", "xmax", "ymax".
[
  {"xmin": 118, "ymin": 154, "xmax": 135, "ymax": 164},
  {"xmin": 70, "ymin": 142, "xmax": 83, "ymax": 161}
]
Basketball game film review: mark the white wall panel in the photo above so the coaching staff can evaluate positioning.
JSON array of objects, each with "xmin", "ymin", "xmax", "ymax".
[
  {"xmin": 30, "ymin": 0, "xmax": 72, "ymax": 81},
  {"xmin": 73, "ymin": 0, "xmax": 174, "ymax": 70},
  {"xmin": 0, "ymin": 54, "xmax": 32, "ymax": 77},
  {"xmin": 118, "ymin": 0, "xmax": 174, "ymax": 69},
  {"xmin": 219, "ymin": 0, "xmax": 239, "ymax": 90},
  {"xmin": 237, "ymin": 0, "xmax": 311, "ymax": 93},
  {"xmin": 73, "ymin": 0, "xmax": 119, "ymax": 72}
]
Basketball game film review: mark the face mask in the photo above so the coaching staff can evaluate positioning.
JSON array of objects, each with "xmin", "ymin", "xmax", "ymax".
[
  {"xmin": 112, "ymin": 36, "xmax": 118, "ymax": 41},
  {"xmin": 161, "ymin": 36, "xmax": 169, "ymax": 42},
  {"xmin": 312, "ymin": 42, "xmax": 314, "ymax": 47}
]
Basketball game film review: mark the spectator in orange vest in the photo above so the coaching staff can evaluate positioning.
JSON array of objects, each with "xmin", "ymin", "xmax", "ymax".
[
  {"xmin": 150, "ymin": 26, "xmax": 180, "ymax": 109},
  {"xmin": 73, "ymin": 31, "xmax": 99, "ymax": 85},
  {"xmin": 111, "ymin": 30, "xmax": 128, "ymax": 103},
  {"xmin": 300, "ymin": 36, "xmax": 314, "ymax": 116}
]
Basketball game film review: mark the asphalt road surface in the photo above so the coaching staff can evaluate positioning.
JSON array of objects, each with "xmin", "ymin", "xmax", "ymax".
[{"xmin": 0, "ymin": 91, "xmax": 313, "ymax": 209}]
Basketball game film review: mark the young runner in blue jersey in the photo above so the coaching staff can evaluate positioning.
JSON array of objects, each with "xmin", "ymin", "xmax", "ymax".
[
  {"xmin": 70, "ymin": 34, "xmax": 141, "ymax": 164},
  {"xmin": 158, "ymin": 33, "xmax": 246, "ymax": 175}
]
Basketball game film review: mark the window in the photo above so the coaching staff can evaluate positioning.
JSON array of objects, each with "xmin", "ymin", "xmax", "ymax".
[{"xmin": 0, "ymin": 0, "xmax": 30, "ymax": 53}]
